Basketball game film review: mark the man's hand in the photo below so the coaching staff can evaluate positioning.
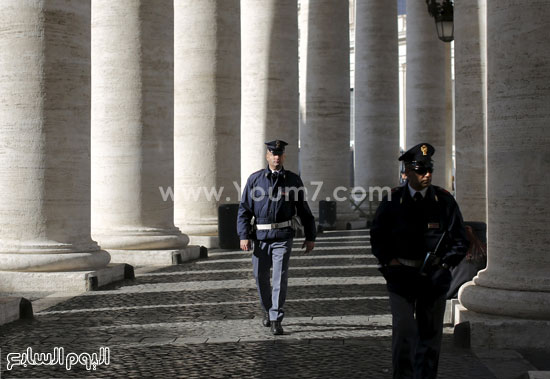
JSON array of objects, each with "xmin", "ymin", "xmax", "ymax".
[
  {"xmin": 302, "ymin": 240, "xmax": 315, "ymax": 253},
  {"xmin": 240, "ymin": 239, "xmax": 252, "ymax": 251}
]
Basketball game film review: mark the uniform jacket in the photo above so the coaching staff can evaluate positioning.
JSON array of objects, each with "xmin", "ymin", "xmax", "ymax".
[
  {"xmin": 237, "ymin": 166, "xmax": 316, "ymax": 242},
  {"xmin": 370, "ymin": 185, "xmax": 469, "ymax": 298},
  {"xmin": 370, "ymin": 184, "xmax": 468, "ymax": 266}
]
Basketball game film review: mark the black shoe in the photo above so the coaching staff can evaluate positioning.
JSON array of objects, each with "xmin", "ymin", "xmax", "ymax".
[
  {"xmin": 270, "ymin": 321, "xmax": 283, "ymax": 335},
  {"xmin": 262, "ymin": 312, "xmax": 271, "ymax": 327}
]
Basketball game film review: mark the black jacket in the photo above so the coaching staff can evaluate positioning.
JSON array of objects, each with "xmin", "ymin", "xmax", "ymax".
[
  {"xmin": 370, "ymin": 185, "xmax": 469, "ymax": 298},
  {"xmin": 370, "ymin": 185, "xmax": 469, "ymax": 267}
]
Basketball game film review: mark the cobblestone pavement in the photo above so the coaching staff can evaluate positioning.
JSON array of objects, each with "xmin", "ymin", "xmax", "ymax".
[{"xmin": 0, "ymin": 230, "xmax": 498, "ymax": 378}]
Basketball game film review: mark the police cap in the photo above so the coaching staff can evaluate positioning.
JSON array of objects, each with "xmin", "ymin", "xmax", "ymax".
[
  {"xmin": 398, "ymin": 143, "xmax": 435, "ymax": 168},
  {"xmin": 265, "ymin": 139, "xmax": 288, "ymax": 155}
]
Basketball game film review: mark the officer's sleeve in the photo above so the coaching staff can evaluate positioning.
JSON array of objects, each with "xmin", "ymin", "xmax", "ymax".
[
  {"xmin": 441, "ymin": 200, "xmax": 470, "ymax": 267},
  {"xmin": 237, "ymin": 177, "xmax": 254, "ymax": 240},
  {"xmin": 370, "ymin": 196, "xmax": 393, "ymax": 266},
  {"xmin": 295, "ymin": 176, "xmax": 316, "ymax": 242}
]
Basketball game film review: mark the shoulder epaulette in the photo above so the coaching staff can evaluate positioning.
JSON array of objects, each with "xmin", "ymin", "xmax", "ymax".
[
  {"xmin": 251, "ymin": 169, "xmax": 264, "ymax": 175},
  {"xmin": 246, "ymin": 169, "xmax": 266, "ymax": 181},
  {"xmin": 389, "ymin": 186, "xmax": 405, "ymax": 204},
  {"xmin": 434, "ymin": 185, "xmax": 451, "ymax": 195}
]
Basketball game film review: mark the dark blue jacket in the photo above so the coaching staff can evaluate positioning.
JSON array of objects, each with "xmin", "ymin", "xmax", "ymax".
[{"xmin": 237, "ymin": 166, "xmax": 316, "ymax": 242}]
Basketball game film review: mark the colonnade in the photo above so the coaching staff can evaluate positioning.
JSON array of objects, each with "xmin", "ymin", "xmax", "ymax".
[{"xmin": 0, "ymin": 0, "xmax": 549, "ymax": 349}]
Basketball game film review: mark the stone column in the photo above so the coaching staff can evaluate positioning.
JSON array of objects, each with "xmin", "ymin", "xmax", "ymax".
[
  {"xmin": 174, "ymin": 0, "xmax": 241, "ymax": 240},
  {"xmin": 299, "ymin": 0, "xmax": 356, "ymax": 226},
  {"xmin": 458, "ymin": 0, "xmax": 550, "ymax": 347},
  {"xmin": 0, "ymin": 0, "xmax": 118, "ymax": 291},
  {"xmin": 444, "ymin": 43, "xmax": 454, "ymax": 193},
  {"xmin": 454, "ymin": 0, "xmax": 487, "ymax": 222},
  {"xmin": 92, "ymin": 0, "xmax": 194, "ymax": 265},
  {"xmin": 241, "ymin": 0, "xmax": 299, "ymax": 185},
  {"xmin": 405, "ymin": 0, "xmax": 449, "ymax": 189},
  {"xmin": 354, "ymin": 0, "xmax": 399, "ymax": 191}
]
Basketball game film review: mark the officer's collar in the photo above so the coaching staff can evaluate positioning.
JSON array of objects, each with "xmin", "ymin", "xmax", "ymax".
[
  {"xmin": 404, "ymin": 184, "xmax": 438, "ymax": 202},
  {"xmin": 264, "ymin": 166, "xmax": 286, "ymax": 177},
  {"xmin": 407, "ymin": 184, "xmax": 428, "ymax": 199}
]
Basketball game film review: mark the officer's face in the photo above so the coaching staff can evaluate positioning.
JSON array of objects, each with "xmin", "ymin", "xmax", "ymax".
[
  {"xmin": 405, "ymin": 166, "xmax": 432, "ymax": 190},
  {"xmin": 266, "ymin": 150, "xmax": 285, "ymax": 170}
]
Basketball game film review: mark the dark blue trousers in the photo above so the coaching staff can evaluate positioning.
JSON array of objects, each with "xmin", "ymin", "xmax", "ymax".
[{"xmin": 252, "ymin": 239, "xmax": 293, "ymax": 322}]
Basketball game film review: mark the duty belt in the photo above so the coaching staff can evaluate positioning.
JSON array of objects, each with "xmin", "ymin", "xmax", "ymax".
[
  {"xmin": 397, "ymin": 258, "xmax": 423, "ymax": 268},
  {"xmin": 255, "ymin": 220, "xmax": 293, "ymax": 230}
]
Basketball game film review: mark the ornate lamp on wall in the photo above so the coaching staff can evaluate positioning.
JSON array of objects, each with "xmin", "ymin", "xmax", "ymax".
[{"xmin": 426, "ymin": 0, "xmax": 454, "ymax": 42}]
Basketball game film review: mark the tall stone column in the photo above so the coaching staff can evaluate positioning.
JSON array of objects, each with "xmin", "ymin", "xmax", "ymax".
[
  {"xmin": 92, "ymin": 0, "xmax": 194, "ymax": 265},
  {"xmin": 241, "ymin": 0, "xmax": 299, "ymax": 185},
  {"xmin": 0, "ymin": 0, "xmax": 115, "ymax": 291},
  {"xmin": 299, "ymin": 0, "xmax": 356, "ymax": 226},
  {"xmin": 444, "ymin": 43, "xmax": 454, "ymax": 192},
  {"xmin": 454, "ymin": 0, "xmax": 487, "ymax": 222},
  {"xmin": 405, "ymin": 0, "xmax": 450, "ymax": 189},
  {"xmin": 354, "ymin": 0, "xmax": 399, "ymax": 191},
  {"xmin": 458, "ymin": 0, "xmax": 550, "ymax": 348},
  {"xmin": 174, "ymin": 0, "xmax": 240, "ymax": 240}
]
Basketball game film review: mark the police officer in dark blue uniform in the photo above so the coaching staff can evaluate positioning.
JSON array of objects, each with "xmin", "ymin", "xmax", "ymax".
[
  {"xmin": 237, "ymin": 139, "xmax": 316, "ymax": 335},
  {"xmin": 370, "ymin": 143, "xmax": 469, "ymax": 379}
]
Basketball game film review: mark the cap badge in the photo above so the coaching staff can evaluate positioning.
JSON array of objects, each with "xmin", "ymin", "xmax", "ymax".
[
  {"xmin": 421, "ymin": 145, "xmax": 428, "ymax": 156},
  {"xmin": 275, "ymin": 141, "xmax": 281, "ymax": 149}
]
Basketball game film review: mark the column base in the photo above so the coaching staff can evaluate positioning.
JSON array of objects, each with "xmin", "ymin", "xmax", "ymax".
[
  {"xmin": 0, "ymin": 297, "xmax": 33, "ymax": 326},
  {"xmin": 0, "ymin": 264, "xmax": 128, "ymax": 293},
  {"xmin": 188, "ymin": 235, "xmax": 219, "ymax": 249},
  {"xmin": 454, "ymin": 305, "xmax": 550, "ymax": 349},
  {"xmin": 459, "ymin": 281, "xmax": 550, "ymax": 319},
  {"xmin": 93, "ymin": 229, "xmax": 190, "ymax": 250},
  {"xmin": 107, "ymin": 246, "xmax": 202, "ymax": 266},
  {"xmin": 0, "ymin": 249, "xmax": 111, "ymax": 272},
  {"xmin": 176, "ymin": 219, "xmax": 218, "ymax": 235}
]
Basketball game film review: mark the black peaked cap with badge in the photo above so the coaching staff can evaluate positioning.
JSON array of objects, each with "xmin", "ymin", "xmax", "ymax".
[
  {"xmin": 398, "ymin": 143, "xmax": 435, "ymax": 168},
  {"xmin": 265, "ymin": 140, "xmax": 288, "ymax": 155}
]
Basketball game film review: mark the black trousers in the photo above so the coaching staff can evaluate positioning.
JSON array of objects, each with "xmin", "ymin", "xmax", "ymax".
[{"xmin": 388, "ymin": 291, "xmax": 446, "ymax": 379}]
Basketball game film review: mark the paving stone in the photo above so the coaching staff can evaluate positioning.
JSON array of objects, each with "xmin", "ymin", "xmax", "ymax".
[
  {"xmin": 206, "ymin": 337, "xmax": 239, "ymax": 344},
  {"xmin": 140, "ymin": 337, "xmax": 177, "ymax": 344},
  {"xmin": 0, "ymin": 230, "xmax": 500, "ymax": 378},
  {"xmin": 173, "ymin": 337, "xmax": 208, "ymax": 345},
  {"xmin": 309, "ymin": 338, "xmax": 344, "ymax": 345},
  {"xmin": 109, "ymin": 335, "xmax": 145, "ymax": 343}
]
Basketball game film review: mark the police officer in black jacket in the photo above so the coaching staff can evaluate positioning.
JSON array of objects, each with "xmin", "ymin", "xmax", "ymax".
[
  {"xmin": 237, "ymin": 140, "xmax": 316, "ymax": 335},
  {"xmin": 370, "ymin": 143, "xmax": 469, "ymax": 379}
]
